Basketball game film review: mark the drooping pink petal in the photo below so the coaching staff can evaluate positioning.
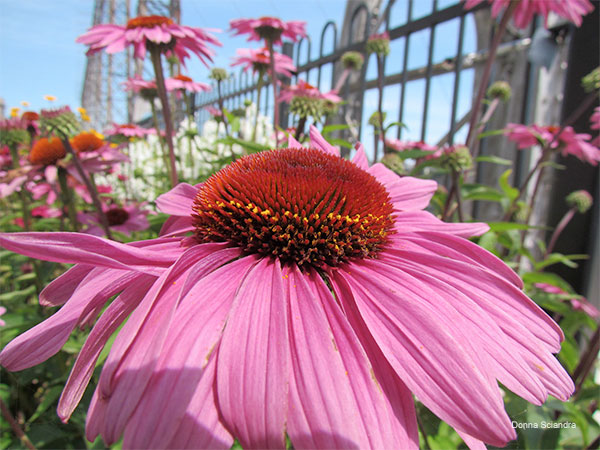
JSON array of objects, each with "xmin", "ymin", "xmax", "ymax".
[
  {"xmin": 216, "ymin": 257, "xmax": 289, "ymax": 449},
  {"xmin": 94, "ymin": 244, "xmax": 241, "ymax": 445},
  {"xmin": 57, "ymin": 275, "xmax": 155, "ymax": 422},
  {"xmin": 309, "ymin": 124, "xmax": 340, "ymax": 156},
  {"xmin": 39, "ymin": 264, "xmax": 93, "ymax": 306},
  {"xmin": 351, "ymin": 142, "xmax": 369, "ymax": 169},
  {"xmin": 159, "ymin": 215, "xmax": 195, "ymax": 237},
  {"xmin": 0, "ymin": 232, "xmax": 174, "ymax": 275},
  {"xmin": 286, "ymin": 265, "xmax": 418, "ymax": 449},
  {"xmin": 123, "ymin": 255, "xmax": 256, "ymax": 448},
  {"xmin": 334, "ymin": 261, "xmax": 516, "ymax": 446},
  {"xmin": 392, "ymin": 211, "xmax": 489, "ymax": 237},
  {"xmin": 0, "ymin": 268, "xmax": 140, "ymax": 371}
]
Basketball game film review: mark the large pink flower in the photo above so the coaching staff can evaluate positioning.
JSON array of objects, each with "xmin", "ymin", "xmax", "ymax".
[
  {"xmin": 229, "ymin": 16, "xmax": 306, "ymax": 45},
  {"xmin": 0, "ymin": 126, "xmax": 572, "ymax": 449},
  {"xmin": 231, "ymin": 47, "xmax": 296, "ymax": 77},
  {"xmin": 463, "ymin": 0, "xmax": 594, "ymax": 28},
  {"xmin": 76, "ymin": 15, "xmax": 221, "ymax": 64},
  {"xmin": 278, "ymin": 80, "xmax": 342, "ymax": 104}
]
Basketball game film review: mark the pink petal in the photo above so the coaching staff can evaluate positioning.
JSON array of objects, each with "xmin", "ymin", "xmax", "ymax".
[
  {"xmin": 392, "ymin": 211, "xmax": 489, "ymax": 237},
  {"xmin": 0, "ymin": 268, "xmax": 140, "ymax": 371},
  {"xmin": 0, "ymin": 232, "xmax": 174, "ymax": 275},
  {"xmin": 309, "ymin": 125, "xmax": 340, "ymax": 156},
  {"xmin": 351, "ymin": 143, "xmax": 369, "ymax": 169},
  {"xmin": 121, "ymin": 255, "xmax": 255, "ymax": 449},
  {"xmin": 216, "ymin": 257, "xmax": 289, "ymax": 449},
  {"xmin": 286, "ymin": 266, "xmax": 418, "ymax": 449},
  {"xmin": 288, "ymin": 134, "xmax": 303, "ymax": 148},
  {"xmin": 334, "ymin": 261, "xmax": 516, "ymax": 446},
  {"xmin": 159, "ymin": 215, "xmax": 194, "ymax": 236},
  {"xmin": 165, "ymin": 354, "xmax": 233, "ymax": 449},
  {"xmin": 156, "ymin": 182, "xmax": 199, "ymax": 216},
  {"xmin": 94, "ymin": 244, "xmax": 240, "ymax": 444},
  {"xmin": 367, "ymin": 164, "xmax": 438, "ymax": 211},
  {"xmin": 289, "ymin": 269, "xmax": 419, "ymax": 449},
  {"xmin": 39, "ymin": 264, "xmax": 93, "ymax": 306},
  {"xmin": 57, "ymin": 275, "xmax": 155, "ymax": 422}
]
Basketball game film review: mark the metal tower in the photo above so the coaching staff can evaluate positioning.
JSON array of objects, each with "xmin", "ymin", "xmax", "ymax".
[{"xmin": 80, "ymin": 0, "xmax": 180, "ymax": 131}]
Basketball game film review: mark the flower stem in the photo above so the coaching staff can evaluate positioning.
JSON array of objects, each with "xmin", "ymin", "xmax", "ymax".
[
  {"xmin": 149, "ymin": 100, "xmax": 170, "ymax": 188},
  {"xmin": 61, "ymin": 138, "xmax": 113, "ymax": 240},
  {"xmin": 295, "ymin": 116, "xmax": 307, "ymax": 141},
  {"xmin": 8, "ymin": 145, "xmax": 32, "ymax": 231},
  {"xmin": 57, "ymin": 166, "xmax": 79, "ymax": 231},
  {"xmin": 471, "ymin": 97, "xmax": 500, "ymax": 160},
  {"xmin": 544, "ymin": 207, "xmax": 576, "ymax": 258},
  {"xmin": 465, "ymin": 1, "xmax": 517, "ymax": 150},
  {"xmin": 267, "ymin": 38, "xmax": 280, "ymax": 147},
  {"xmin": 183, "ymin": 91, "xmax": 196, "ymax": 178},
  {"xmin": 216, "ymin": 80, "xmax": 236, "ymax": 162},
  {"xmin": 0, "ymin": 398, "xmax": 36, "ymax": 450},
  {"xmin": 252, "ymin": 72, "xmax": 265, "ymax": 143},
  {"xmin": 375, "ymin": 53, "xmax": 386, "ymax": 163},
  {"xmin": 333, "ymin": 68, "xmax": 351, "ymax": 92},
  {"xmin": 149, "ymin": 47, "xmax": 178, "ymax": 188}
]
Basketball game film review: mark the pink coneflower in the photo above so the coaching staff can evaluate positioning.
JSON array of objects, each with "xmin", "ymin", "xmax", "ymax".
[
  {"xmin": 505, "ymin": 123, "xmax": 600, "ymax": 165},
  {"xmin": 78, "ymin": 203, "xmax": 150, "ymax": 237},
  {"xmin": 76, "ymin": 15, "xmax": 221, "ymax": 64},
  {"xmin": 164, "ymin": 74, "xmax": 211, "ymax": 93},
  {"xmin": 463, "ymin": 0, "xmax": 594, "ymax": 29},
  {"xmin": 229, "ymin": 17, "xmax": 306, "ymax": 45},
  {"xmin": 0, "ymin": 306, "xmax": 6, "ymax": 327},
  {"xmin": 0, "ymin": 126, "xmax": 572, "ymax": 449},
  {"xmin": 15, "ymin": 205, "xmax": 62, "ymax": 228},
  {"xmin": 104, "ymin": 123, "xmax": 155, "ymax": 138},
  {"xmin": 122, "ymin": 76, "xmax": 157, "ymax": 93},
  {"xmin": 231, "ymin": 47, "xmax": 296, "ymax": 77},
  {"xmin": 385, "ymin": 138, "xmax": 437, "ymax": 153},
  {"xmin": 278, "ymin": 80, "xmax": 342, "ymax": 104},
  {"xmin": 205, "ymin": 105, "xmax": 223, "ymax": 117},
  {"xmin": 535, "ymin": 283, "xmax": 599, "ymax": 319}
]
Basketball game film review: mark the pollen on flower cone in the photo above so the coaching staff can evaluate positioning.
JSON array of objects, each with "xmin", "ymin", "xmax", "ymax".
[
  {"xmin": 71, "ymin": 132, "xmax": 104, "ymax": 153},
  {"xmin": 29, "ymin": 137, "xmax": 66, "ymax": 165}
]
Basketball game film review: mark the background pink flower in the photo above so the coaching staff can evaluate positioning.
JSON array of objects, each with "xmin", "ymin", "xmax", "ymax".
[
  {"xmin": 463, "ymin": 0, "xmax": 594, "ymax": 29},
  {"xmin": 229, "ymin": 16, "xmax": 306, "ymax": 45},
  {"xmin": 76, "ymin": 15, "xmax": 221, "ymax": 64},
  {"xmin": 78, "ymin": 202, "xmax": 150, "ymax": 237},
  {"xmin": 231, "ymin": 47, "xmax": 296, "ymax": 77},
  {"xmin": 279, "ymin": 80, "xmax": 342, "ymax": 103},
  {"xmin": 122, "ymin": 76, "xmax": 157, "ymax": 93},
  {"xmin": 164, "ymin": 74, "xmax": 211, "ymax": 93},
  {"xmin": 104, "ymin": 123, "xmax": 156, "ymax": 138}
]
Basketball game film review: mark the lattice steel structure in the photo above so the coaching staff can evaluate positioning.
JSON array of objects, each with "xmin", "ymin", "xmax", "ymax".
[{"xmin": 80, "ymin": 0, "xmax": 180, "ymax": 131}]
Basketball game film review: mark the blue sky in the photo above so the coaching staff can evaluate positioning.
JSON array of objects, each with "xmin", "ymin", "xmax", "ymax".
[
  {"xmin": 0, "ymin": 0, "xmax": 476, "ymax": 155},
  {"xmin": 0, "ymin": 0, "xmax": 347, "ymax": 114}
]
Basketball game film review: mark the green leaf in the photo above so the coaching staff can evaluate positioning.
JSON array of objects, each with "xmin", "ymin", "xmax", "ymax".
[
  {"xmin": 461, "ymin": 184, "xmax": 505, "ymax": 202},
  {"xmin": 475, "ymin": 155, "xmax": 513, "ymax": 166},
  {"xmin": 384, "ymin": 121, "xmax": 407, "ymax": 132},
  {"xmin": 217, "ymin": 137, "xmax": 269, "ymax": 153},
  {"xmin": 394, "ymin": 149, "xmax": 436, "ymax": 160},
  {"xmin": 477, "ymin": 128, "xmax": 506, "ymax": 139},
  {"xmin": 0, "ymin": 285, "xmax": 36, "ymax": 302},
  {"xmin": 27, "ymin": 385, "xmax": 63, "ymax": 424},
  {"xmin": 326, "ymin": 137, "xmax": 354, "ymax": 149},
  {"xmin": 321, "ymin": 124, "xmax": 349, "ymax": 133},
  {"xmin": 522, "ymin": 272, "xmax": 571, "ymax": 291},
  {"xmin": 498, "ymin": 169, "xmax": 519, "ymax": 201},
  {"xmin": 534, "ymin": 253, "xmax": 588, "ymax": 270},
  {"xmin": 487, "ymin": 221, "xmax": 539, "ymax": 232}
]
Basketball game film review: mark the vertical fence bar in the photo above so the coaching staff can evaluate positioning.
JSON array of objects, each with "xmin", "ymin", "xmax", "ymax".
[
  {"xmin": 397, "ymin": 0, "xmax": 413, "ymax": 139},
  {"xmin": 420, "ymin": 0, "xmax": 438, "ymax": 142},
  {"xmin": 318, "ymin": 21, "xmax": 338, "ymax": 90},
  {"xmin": 448, "ymin": 12, "xmax": 466, "ymax": 145}
]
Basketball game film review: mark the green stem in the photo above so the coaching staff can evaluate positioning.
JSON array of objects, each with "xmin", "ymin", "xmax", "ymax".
[
  {"xmin": 149, "ymin": 47, "xmax": 178, "ymax": 188},
  {"xmin": 252, "ymin": 71, "xmax": 265, "ymax": 143},
  {"xmin": 0, "ymin": 398, "xmax": 36, "ymax": 450},
  {"xmin": 61, "ymin": 138, "xmax": 113, "ymax": 240},
  {"xmin": 375, "ymin": 54, "xmax": 386, "ymax": 163},
  {"xmin": 465, "ymin": 1, "xmax": 518, "ymax": 150},
  {"xmin": 184, "ymin": 91, "xmax": 195, "ymax": 179},
  {"xmin": 150, "ymin": 101, "xmax": 171, "ymax": 189},
  {"xmin": 544, "ymin": 207, "xmax": 576, "ymax": 258},
  {"xmin": 216, "ymin": 80, "xmax": 236, "ymax": 161},
  {"xmin": 57, "ymin": 167, "xmax": 79, "ymax": 231},
  {"xmin": 267, "ymin": 38, "xmax": 280, "ymax": 146}
]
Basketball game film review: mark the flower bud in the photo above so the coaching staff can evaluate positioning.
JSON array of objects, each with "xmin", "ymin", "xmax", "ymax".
[{"xmin": 566, "ymin": 190, "xmax": 593, "ymax": 213}]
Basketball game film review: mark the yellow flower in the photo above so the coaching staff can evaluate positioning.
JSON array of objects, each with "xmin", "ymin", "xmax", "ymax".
[
  {"xmin": 81, "ymin": 113, "xmax": 91, "ymax": 122},
  {"xmin": 44, "ymin": 95, "xmax": 57, "ymax": 101},
  {"xmin": 77, "ymin": 107, "xmax": 87, "ymax": 115},
  {"xmin": 10, "ymin": 107, "xmax": 20, "ymax": 117},
  {"xmin": 20, "ymin": 101, "xmax": 30, "ymax": 107}
]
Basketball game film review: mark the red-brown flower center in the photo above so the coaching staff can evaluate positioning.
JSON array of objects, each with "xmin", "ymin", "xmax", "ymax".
[
  {"xmin": 29, "ymin": 137, "xmax": 66, "ymax": 165},
  {"xmin": 21, "ymin": 111, "xmax": 39, "ymax": 121},
  {"xmin": 71, "ymin": 132, "xmax": 104, "ymax": 152},
  {"xmin": 192, "ymin": 148, "xmax": 394, "ymax": 268},
  {"xmin": 106, "ymin": 207, "xmax": 130, "ymax": 226},
  {"xmin": 174, "ymin": 74, "xmax": 193, "ymax": 82},
  {"xmin": 127, "ymin": 15, "xmax": 173, "ymax": 29}
]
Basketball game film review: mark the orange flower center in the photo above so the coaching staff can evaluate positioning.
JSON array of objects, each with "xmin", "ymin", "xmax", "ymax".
[
  {"xmin": 174, "ymin": 74, "xmax": 193, "ymax": 82},
  {"xmin": 120, "ymin": 124, "xmax": 136, "ymax": 129},
  {"xmin": 71, "ymin": 132, "xmax": 104, "ymax": 153},
  {"xmin": 126, "ymin": 15, "xmax": 173, "ymax": 29},
  {"xmin": 21, "ymin": 111, "xmax": 39, "ymax": 121},
  {"xmin": 29, "ymin": 137, "xmax": 66, "ymax": 165},
  {"xmin": 192, "ymin": 148, "xmax": 394, "ymax": 268}
]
